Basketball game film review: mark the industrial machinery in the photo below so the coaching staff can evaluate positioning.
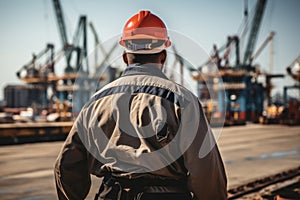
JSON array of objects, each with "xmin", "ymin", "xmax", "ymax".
[
  {"xmin": 1, "ymin": 0, "xmax": 122, "ymax": 144},
  {"xmin": 191, "ymin": 0, "xmax": 268, "ymax": 125},
  {"xmin": 251, "ymin": 32, "xmax": 286, "ymax": 124},
  {"xmin": 7, "ymin": 0, "xmax": 104, "ymax": 121},
  {"xmin": 52, "ymin": 0, "xmax": 88, "ymax": 74},
  {"xmin": 259, "ymin": 73, "xmax": 284, "ymax": 124},
  {"xmin": 16, "ymin": 43, "xmax": 55, "ymax": 79},
  {"xmin": 280, "ymin": 55, "xmax": 300, "ymax": 125}
]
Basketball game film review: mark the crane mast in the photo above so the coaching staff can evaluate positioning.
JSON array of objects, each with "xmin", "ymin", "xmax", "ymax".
[
  {"xmin": 52, "ymin": 0, "xmax": 74, "ymax": 72},
  {"xmin": 52, "ymin": 0, "xmax": 68, "ymax": 47},
  {"xmin": 72, "ymin": 16, "xmax": 88, "ymax": 73},
  {"xmin": 243, "ymin": 0, "xmax": 267, "ymax": 67}
]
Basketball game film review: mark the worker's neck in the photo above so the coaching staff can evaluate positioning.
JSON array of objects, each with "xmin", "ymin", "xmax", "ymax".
[{"xmin": 128, "ymin": 62, "xmax": 164, "ymax": 71}]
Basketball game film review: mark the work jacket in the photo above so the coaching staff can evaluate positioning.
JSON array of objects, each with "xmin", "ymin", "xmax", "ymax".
[{"xmin": 54, "ymin": 63, "xmax": 227, "ymax": 200}]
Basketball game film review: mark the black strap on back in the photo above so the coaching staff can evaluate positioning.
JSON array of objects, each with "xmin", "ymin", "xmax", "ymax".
[{"xmin": 95, "ymin": 174, "xmax": 188, "ymax": 200}]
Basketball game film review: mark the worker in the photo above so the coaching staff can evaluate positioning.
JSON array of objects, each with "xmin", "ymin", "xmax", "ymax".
[{"xmin": 54, "ymin": 10, "xmax": 227, "ymax": 200}]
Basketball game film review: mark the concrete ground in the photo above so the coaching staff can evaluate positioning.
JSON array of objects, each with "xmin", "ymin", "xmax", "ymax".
[{"xmin": 0, "ymin": 124, "xmax": 299, "ymax": 199}]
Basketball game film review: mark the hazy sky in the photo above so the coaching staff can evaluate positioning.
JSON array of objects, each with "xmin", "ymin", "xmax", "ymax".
[{"xmin": 0, "ymin": 0, "xmax": 300, "ymax": 99}]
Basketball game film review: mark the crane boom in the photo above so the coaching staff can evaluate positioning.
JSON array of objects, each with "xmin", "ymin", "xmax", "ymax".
[
  {"xmin": 243, "ymin": 0, "xmax": 267, "ymax": 66},
  {"xmin": 16, "ymin": 43, "xmax": 55, "ymax": 78},
  {"xmin": 251, "ymin": 31, "xmax": 275, "ymax": 62},
  {"xmin": 52, "ymin": 0, "xmax": 68, "ymax": 48},
  {"xmin": 286, "ymin": 54, "xmax": 300, "ymax": 82},
  {"xmin": 52, "ymin": 0, "xmax": 75, "ymax": 71},
  {"xmin": 89, "ymin": 22, "xmax": 109, "ymax": 58},
  {"xmin": 89, "ymin": 22, "xmax": 99, "ymax": 45}
]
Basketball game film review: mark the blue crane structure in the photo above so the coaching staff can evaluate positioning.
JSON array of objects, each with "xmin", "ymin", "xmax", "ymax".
[
  {"xmin": 192, "ymin": 0, "xmax": 268, "ymax": 125},
  {"xmin": 223, "ymin": 0, "xmax": 267, "ymax": 124}
]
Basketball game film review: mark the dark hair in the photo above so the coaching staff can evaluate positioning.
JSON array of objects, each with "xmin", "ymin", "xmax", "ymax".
[{"xmin": 126, "ymin": 50, "xmax": 166, "ymax": 64}]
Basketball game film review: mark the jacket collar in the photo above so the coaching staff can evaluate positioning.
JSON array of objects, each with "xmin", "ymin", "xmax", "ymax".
[{"xmin": 121, "ymin": 63, "xmax": 168, "ymax": 80}]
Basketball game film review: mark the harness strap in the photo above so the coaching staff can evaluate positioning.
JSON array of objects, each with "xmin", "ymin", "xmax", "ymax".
[
  {"xmin": 112, "ymin": 176, "xmax": 186, "ymax": 189},
  {"xmin": 95, "ymin": 174, "xmax": 189, "ymax": 200}
]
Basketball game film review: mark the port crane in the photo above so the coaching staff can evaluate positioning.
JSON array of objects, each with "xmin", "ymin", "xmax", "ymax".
[
  {"xmin": 52, "ymin": 0, "xmax": 88, "ymax": 73},
  {"xmin": 190, "ymin": 0, "xmax": 269, "ymax": 125},
  {"xmin": 227, "ymin": 0, "xmax": 268, "ymax": 123},
  {"xmin": 284, "ymin": 54, "xmax": 300, "ymax": 105},
  {"xmin": 251, "ymin": 31, "xmax": 275, "ymax": 67},
  {"xmin": 16, "ymin": 43, "xmax": 55, "ymax": 80},
  {"xmin": 242, "ymin": 0, "xmax": 267, "ymax": 68},
  {"xmin": 198, "ymin": 0, "xmax": 267, "ymax": 72},
  {"xmin": 280, "ymin": 55, "xmax": 300, "ymax": 125},
  {"xmin": 12, "ymin": 0, "xmax": 95, "ymax": 117},
  {"xmin": 17, "ymin": 0, "xmax": 89, "ymax": 79},
  {"xmin": 251, "ymin": 32, "xmax": 285, "ymax": 108}
]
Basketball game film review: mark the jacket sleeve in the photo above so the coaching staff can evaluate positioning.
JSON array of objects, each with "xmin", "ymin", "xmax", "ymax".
[
  {"xmin": 54, "ymin": 119, "xmax": 91, "ymax": 200},
  {"xmin": 183, "ymin": 102, "xmax": 227, "ymax": 200}
]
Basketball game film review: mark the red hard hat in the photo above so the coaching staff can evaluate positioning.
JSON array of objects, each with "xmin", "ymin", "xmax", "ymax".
[{"xmin": 120, "ymin": 10, "xmax": 171, "ymax": 54}]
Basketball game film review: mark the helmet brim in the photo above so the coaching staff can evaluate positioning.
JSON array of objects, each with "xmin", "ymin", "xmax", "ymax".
[{"xmin": 124, "ymin": 47, "xmax": 165, "ymax": 54}]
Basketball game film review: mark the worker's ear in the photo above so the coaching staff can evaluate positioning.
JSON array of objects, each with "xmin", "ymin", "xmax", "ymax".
[
  {"xmin": 122, "ymin": 51, "xmax": 129, "ymax": 65},
  {"xmin": 160, "ymin": 50, "xmax": 167, "ymax": 64}
]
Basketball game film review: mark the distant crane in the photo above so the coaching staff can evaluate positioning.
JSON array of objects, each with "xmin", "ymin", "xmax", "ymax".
[
  {"xmin": 242, "ymin": 0, "xmax": 267, "ymax": 67},
  {"xmin": 89, "ymin": 21, "xmax": 100, "ymax": 68},
  {"xmin": 52, "ymin": 0, "xmax": 71, "ymax": 71},
  {"xmin": 284, "ymin": 54, "xmax": 300, "ymax": 105},
  {"xmin": 251, "ymin": 31, "xmax": 275, "ymax": 72},
  {"xmin": 282, "ymin": 55, "xmax": 300, "ymax": 125},
  {"xmin": 196, "ymin": 35, "xmax": 240, "ymax": 71},
  {"xmin": 52, "ymin": 0, "xmax": 88, "ymax": 73},
  {"xmin": 203, "ymin": 0, "xmax": 268, "ymax": 71},
  {"xmin": 193, "ymin": 0, "xmax": 269, "ymax": 125},
  {"xmin": 72, "ymin": 15, "xmax": 89, "ymax": 73},
  {"xmin": 89, "ymin": 21, "xmax": 118, "ymax": 75},
  {"xmin": 286, "ymin": 55, "xmax": 300, "ymax": 83},
  {"xmin": 172, "ymin": 45, "xmax": 184, "ymax": 85},
  {"xmin": 16, "ymin": 43, "xmax": 55, "ymax": 79},
  {"xmin": 89, "ymin": 21, "xmax": 111, "ymax": 65}
]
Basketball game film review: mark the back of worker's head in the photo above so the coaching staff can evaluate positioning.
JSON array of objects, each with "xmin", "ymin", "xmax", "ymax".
[
  {"xmin": 122, "ymin": 50, "xmax": 167, "ymax": 65},
  {"xmin": 119, "ymin": 10, "xmax": 170, "ymax": 65}
]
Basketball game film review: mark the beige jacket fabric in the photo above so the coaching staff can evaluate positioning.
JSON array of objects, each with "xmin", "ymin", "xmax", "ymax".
[{"xmin": 54, "ymin": 64, "xmax": 227, "ymax": 200}]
